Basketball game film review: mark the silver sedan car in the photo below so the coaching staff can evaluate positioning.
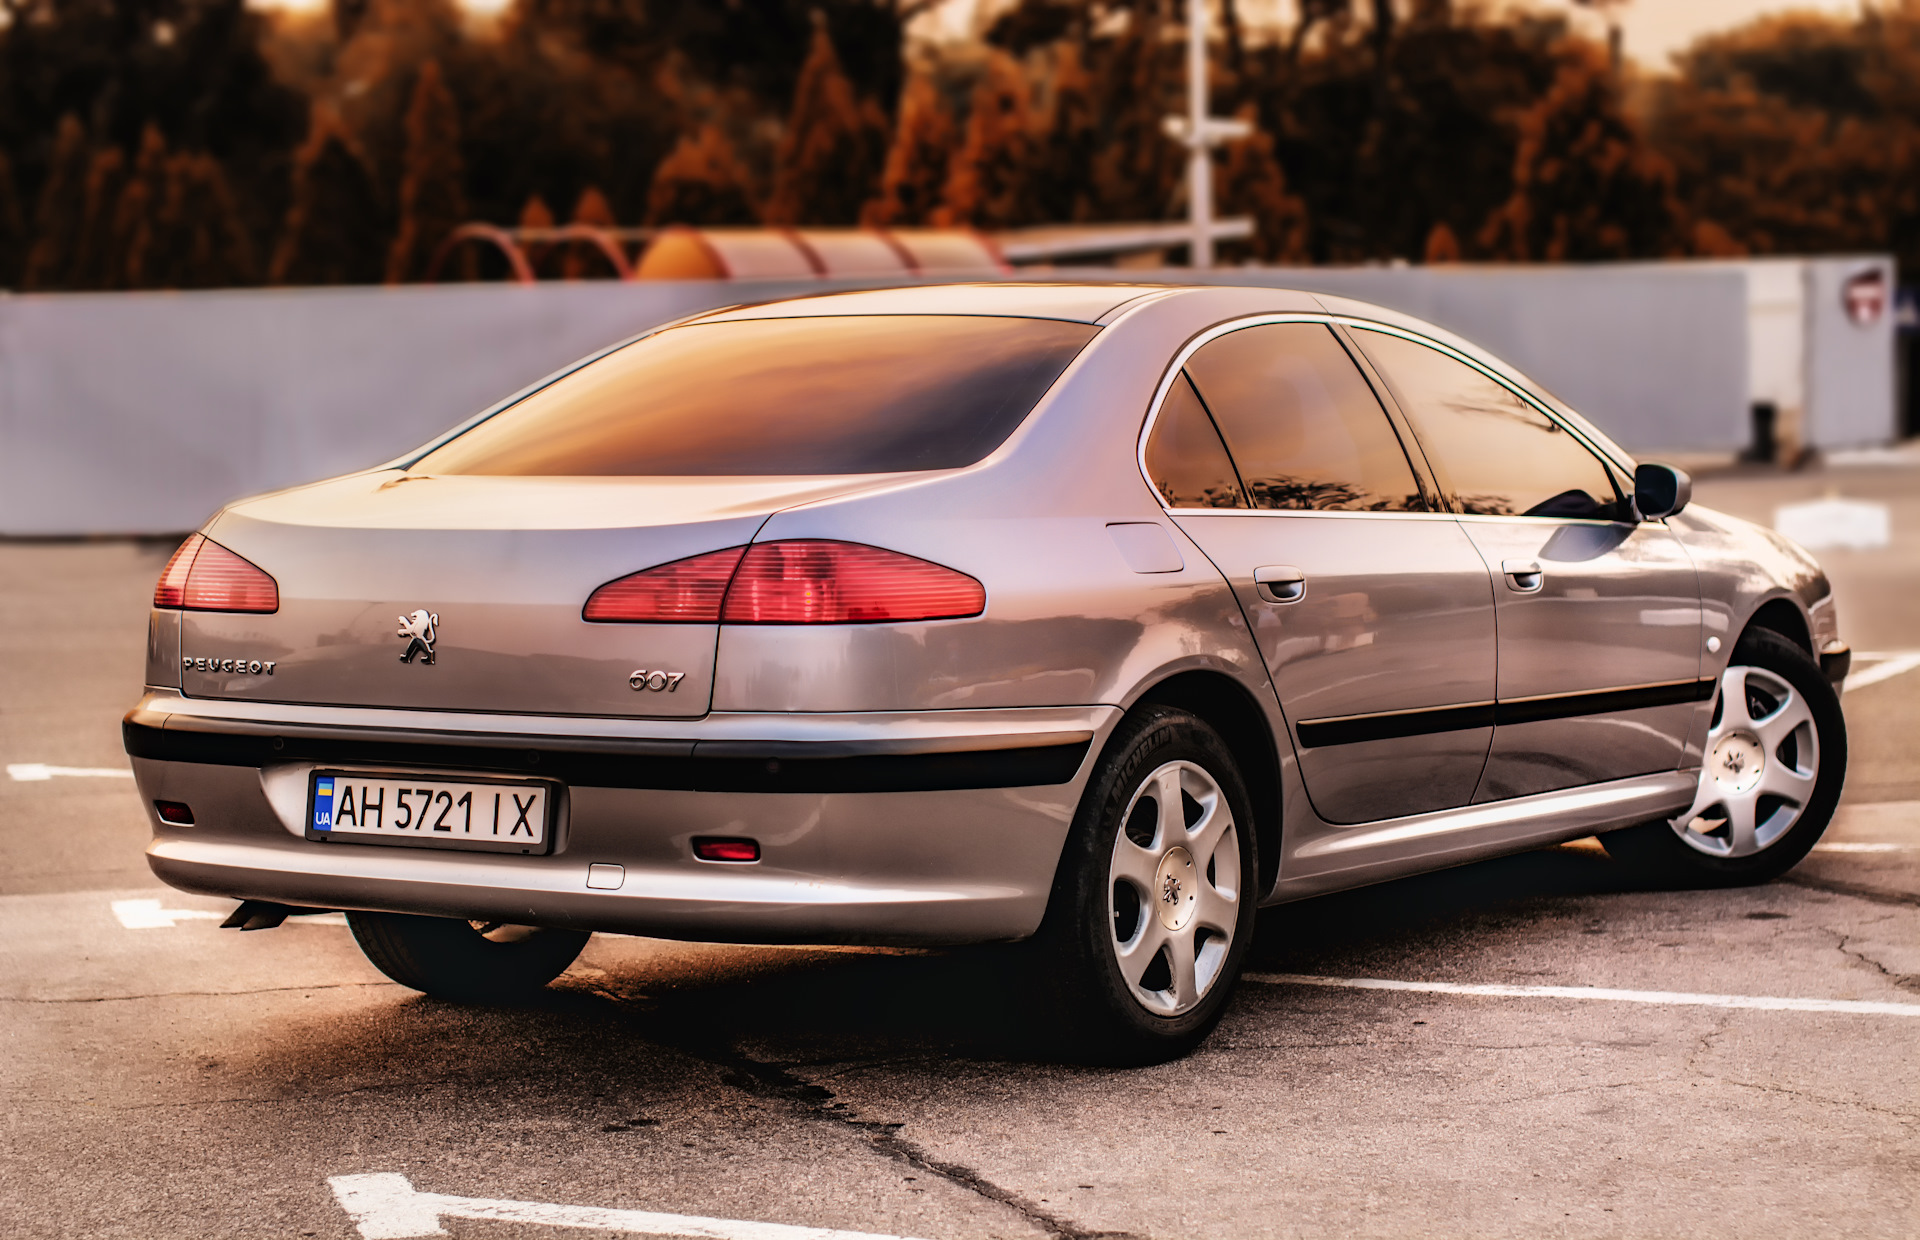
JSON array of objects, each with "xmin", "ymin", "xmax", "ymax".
[{"xmin": 126, "ymin": 282, "xmax": 1849, "ymax": 1062}]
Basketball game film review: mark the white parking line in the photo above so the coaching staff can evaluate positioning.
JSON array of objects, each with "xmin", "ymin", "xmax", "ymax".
[
  {"xmin": 1844, "ymin": 651, "xmax": 1920, "ymax": 694},
  {"xmin": 7, "ymin": 762, "xmax": 133, "ymax": 781},
  {"xmin": 109, "ymin": 899, "xmax": 347, "ymax": 929},
  {"xmin": 329, "ymin": 1173, "xmax": 932, "ymax": 1240},
  {"xmin": 1246, "ymin": 974, "xmax": 1920, "ymax": 1017},
  {"xmin": 110, "ymin": 899, "xmax": 226, "ymax": 929},
  {"xmin": 1812, "ymin": 842, "xmax": 1911, "ymax": 853}
]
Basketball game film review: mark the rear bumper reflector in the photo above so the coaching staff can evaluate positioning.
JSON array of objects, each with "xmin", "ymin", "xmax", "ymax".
[{"xmin": 123, "ymin": 721, "xmax": 1091, "ymax": 794}]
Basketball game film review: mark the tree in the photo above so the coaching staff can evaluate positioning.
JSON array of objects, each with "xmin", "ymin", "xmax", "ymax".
[
  {"xmin": 1089, "ymin": 12, "xmax": 1183, "ymax": 222},
  {"xmin": 19, "ymin": 115, "xmax": 89, "ymax": 291},
  {"xmin": 765, "ymin": 27, "xmax": 887, "ymax": 225},
  {"xmin": 150, "ymin": 153, "xmax": 258, "ymax": 288},
  {"xmin": 270, "ymin": 107, "xmax": 387, "ymax": 285},
  {"xmin": 1646, "ymin": 8, "xmax": 1920, "ymax": 274},
  {"xmin": 1218, "ymin": 113, "xmax": 1310, "ymax": 262},
  {"xmin": 1423, "ymin": 220, "xmax": 1461, "ymax": 262},
  {"xmin": 385, "ymin": 60, "xmax": 467, "ymax": 283},
  {"xmin": 941, "ymin": 51, "xmax": 1039, "ymax": 229},
  {"xmin": 863, "ymin": 73, "xmax": 956, "ymax": 226},
  {"xmin": 0, "ymin": 0, "xmax": 306, "ymax": 275},
  {"xmin": 113, "ymin": 125, "xmax": 171, "ymax": 289},
  {"xmin": 646, "ymin": 127, "xmax": 759, "ymax": 227},
  {"xmin": 1479, "ymin": 43, "xmax": 1688, "ymax": 261},
  {"xmin": 0, "ymin": 149, "xmax": 24, "ymax": 287},
  {"xmin": 1249, "ymin": 3, "xmax": 1564, "ymax": 263},
  {"xmin": 66, "ymin": 147, "xmax": 128, "ymax": 290},
  {"xmin": 1026, "ymin": 40, "xmax": 1097, "ymax": 225}
]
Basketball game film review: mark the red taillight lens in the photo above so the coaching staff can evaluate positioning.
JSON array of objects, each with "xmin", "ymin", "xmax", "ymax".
[
  {"xmin": 692, "ymin": 837, "xmax": 759, "ymax": 862},
  {"xmin": 586, "ymin": 540, "xmax": 984, "ymax": 625},
  {"xmin": 583, "ymin": 546, "xmax": 747, "ymax": 622},
  {"xmin": 153, "ymin": 535, "xmax": 202, "ymax": 608},
  {"xmin": 722, "ymin": 540, "xmax": 985, "ymax": 624},
  {"xmin": 153, "ymin": 535, "xmax": 279, "ymax": 613}
]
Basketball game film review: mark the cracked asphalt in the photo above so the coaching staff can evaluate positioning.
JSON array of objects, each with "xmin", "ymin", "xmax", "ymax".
[{"xmin": 3, "ymin": 461, "xmax": 1917, "ymax": 1239}]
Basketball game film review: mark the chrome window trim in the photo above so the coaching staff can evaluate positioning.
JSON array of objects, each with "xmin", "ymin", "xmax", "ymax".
[
  {"xmin": 1135, "ymin": 312, "xmax": 1633, "ymax": 522},
  {"xmin": 1334, "ymin": 319, "xmax": 1637, "ymax": 507},
  {"xmin": 1136, "ymin": 312, "xmax": 1432, "ymax": 517}
]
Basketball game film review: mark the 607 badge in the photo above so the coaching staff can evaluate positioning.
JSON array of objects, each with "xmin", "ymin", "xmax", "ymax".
[{"xmin": 629, "ymin": 669, "xmax": 686, "ymax": 692}]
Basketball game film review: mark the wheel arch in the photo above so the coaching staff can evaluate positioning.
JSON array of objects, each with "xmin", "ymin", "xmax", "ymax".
[
  {"xmin": 1130, "ymin": 670, "xmax": 1283, "ymax": 899},
  {"xmin": 1740, "ymin": 595, "xmax": 1813, "ymax": 653}
]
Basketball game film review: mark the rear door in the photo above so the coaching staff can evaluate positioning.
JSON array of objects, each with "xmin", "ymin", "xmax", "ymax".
[
  {"xmin": 1351, "ymin": 326, "xmax": 1704, "ymax": 801},
  {"xmin": 1149, "ymin": 319, "xmax": 1498, "ymax": 825}
]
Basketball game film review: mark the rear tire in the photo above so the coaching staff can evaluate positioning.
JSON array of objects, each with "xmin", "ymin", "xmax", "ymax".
[
  {"xmin": 1030, "ymin": 705, "xmax": 1257, "ymax": 1065},
  {"xmin": 1601, "ymin": 628, "xmax": 1846, "ymax": 887},
  {"xmin": 348, "ymin": 911, "xmax": 590, "ymax": 1002}
]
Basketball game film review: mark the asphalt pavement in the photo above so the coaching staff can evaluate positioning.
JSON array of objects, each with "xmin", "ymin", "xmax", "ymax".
[{"xmin": 2, "ymin": 462, "xmax": 1916, "ymax": 1239}]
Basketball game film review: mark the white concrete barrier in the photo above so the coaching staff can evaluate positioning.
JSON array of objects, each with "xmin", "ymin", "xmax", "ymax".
[{"xmin": 0, "ymin": 261, "xmax": 1863, "ymax": 536}]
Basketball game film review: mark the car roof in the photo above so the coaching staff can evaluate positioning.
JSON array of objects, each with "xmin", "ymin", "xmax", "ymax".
[{"xmin": 691, "ymin": 282, "xmax": 1180, "ymax": 326}]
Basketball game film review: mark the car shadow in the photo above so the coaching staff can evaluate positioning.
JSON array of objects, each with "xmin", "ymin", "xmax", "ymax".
[{"xmin": 543, "ymin": 839, "xmax": 1649, "ymax": 1066}]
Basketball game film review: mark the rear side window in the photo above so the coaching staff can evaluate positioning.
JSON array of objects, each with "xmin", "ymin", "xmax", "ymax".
[
  {"xmin": 1143, "ymin": 372, "xmax": 1249, "ymax": 508},
  {"xmin": 1183, "ymin": 322, "xmax": 1427, "ymax": 513},
  {"xmin": 414, "ymin": 315, "xmax": 1098, "ymax": 476},
  {"xmin": 1354, "ymin": 329, "xmax": 1626, "ymax": 520}
]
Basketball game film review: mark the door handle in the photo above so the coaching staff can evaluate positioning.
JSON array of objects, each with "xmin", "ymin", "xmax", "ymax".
[
  {"xmin": 1254, "ymin": 565, "xmax": 1306, "ymax": 604},
  {"xmin": 1502, "ymin": 559, "xmax": 1544, "ymax": 593}
]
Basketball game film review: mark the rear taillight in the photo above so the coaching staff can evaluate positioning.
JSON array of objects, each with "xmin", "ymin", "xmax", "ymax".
[
  {"xmin": 152, "ymin": 534, "xmax": 279, "ymax": 613},
  {"xmin": 583, "ymin": 546, "xmax": 747, "ymax": 622},
  {"xmin": 723, "ymin": 540, "xmax": 984, "ymax": 623},
  {"xmin": 584, "ymin": 540, "xmax": 984, "ymax": 625}
]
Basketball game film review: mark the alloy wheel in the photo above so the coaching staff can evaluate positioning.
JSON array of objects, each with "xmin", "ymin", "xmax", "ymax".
[
  {"xmin": 1672, "ymin": 664, "xmax": 1820, "ymax": 858},
  {"xmin": 1107, "ymin": 760, "xmax": 1241, "ymax": 1016}
]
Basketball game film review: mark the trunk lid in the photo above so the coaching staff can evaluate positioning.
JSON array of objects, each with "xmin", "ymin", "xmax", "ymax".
[{"xmin": 177, "ymin": 471, "xmax": 891, "ymax": 718}]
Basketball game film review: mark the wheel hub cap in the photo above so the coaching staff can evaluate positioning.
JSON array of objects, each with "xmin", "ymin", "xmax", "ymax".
[
  {"xmin": 1711, "ymin": 732, "xmax": 1765, "ymax": 794},
  {"xmin": 1154, "ymin": 847, "xmax": 1197, "ymax": 931}
]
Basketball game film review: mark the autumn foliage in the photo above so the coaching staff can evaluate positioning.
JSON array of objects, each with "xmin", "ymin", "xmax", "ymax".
[{"xmin": 2, "ymin": 0, "xmax": 1918, "ymax": 289}]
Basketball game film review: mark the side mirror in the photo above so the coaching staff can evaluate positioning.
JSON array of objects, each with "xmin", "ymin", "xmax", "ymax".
[{"xmin": 1633, "ymin": 462, "xmax": 1692, "ymax": 521}]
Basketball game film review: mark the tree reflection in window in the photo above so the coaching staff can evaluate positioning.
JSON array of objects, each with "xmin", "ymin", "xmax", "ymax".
[
  {"xmin": 1184, "ymin": 323, "xmax": 1427, "ymax": 514},
  {"xmin": 1355, "ymin": 330, "xmax": 1626, "ymax": 521}
]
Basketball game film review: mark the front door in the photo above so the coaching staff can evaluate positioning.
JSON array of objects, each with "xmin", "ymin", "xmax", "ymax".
[
  {"xmin": 1145, "ymin": 320, "xmax": 1498, "ymax": 824},
  {"xmin": 1351, "ymin": 327, "xmax": 1705, "ymax": 801}
]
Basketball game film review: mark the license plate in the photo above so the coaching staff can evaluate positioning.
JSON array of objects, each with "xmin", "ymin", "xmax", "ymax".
[{"xmin": 307, "ymin": 771, "xmax": 552, "ymax": 853}]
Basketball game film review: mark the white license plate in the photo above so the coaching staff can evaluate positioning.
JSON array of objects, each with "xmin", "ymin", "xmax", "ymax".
[{"xmin": 307, "ymin": 772, "xmax": 551, "ymax": 853}]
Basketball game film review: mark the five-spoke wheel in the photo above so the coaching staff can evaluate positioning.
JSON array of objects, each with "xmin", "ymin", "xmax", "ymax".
[
  {"xmin": 1673, "ymin": 663, "xmax": 1820, "ymax": 858},
  {"xmin": 1604, "ymin": 628, "xmax": 1845, "ymax": 886},
  {"xmin": 1033, "ymin": 705, "xmax": 1257, "ymax": 1064},
  {"xmin": 1108, "ymin": 760, "xmax": 1242, "ymax": 1016}
]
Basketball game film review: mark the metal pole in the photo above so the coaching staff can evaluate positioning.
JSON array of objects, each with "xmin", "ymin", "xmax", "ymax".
[{"xmin": 1187, "ymin": 0, "xmax": 1212, "ymax": 269}]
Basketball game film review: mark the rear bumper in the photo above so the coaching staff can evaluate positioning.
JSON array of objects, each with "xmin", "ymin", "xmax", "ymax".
[{"xmin": 126, "ymin": 693, "xmax": 1114, "ymax": 945}]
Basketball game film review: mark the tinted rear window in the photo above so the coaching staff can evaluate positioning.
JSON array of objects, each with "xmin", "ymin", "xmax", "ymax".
[{"xmin": 414, "ymin": 315, "xmax": 1098, "ymax": 476}]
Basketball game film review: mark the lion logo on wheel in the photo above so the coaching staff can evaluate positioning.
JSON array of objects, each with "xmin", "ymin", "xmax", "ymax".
[{"xmin": 396, "ymin": 609, "xmax": 438, "ymax": 665}]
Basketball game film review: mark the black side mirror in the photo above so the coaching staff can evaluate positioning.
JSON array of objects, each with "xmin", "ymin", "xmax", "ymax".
[{"xmin": 1634, "ymin": 462, "xmax": 1692, "ymax": 520}]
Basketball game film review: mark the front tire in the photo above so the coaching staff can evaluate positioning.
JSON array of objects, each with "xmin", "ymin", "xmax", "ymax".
[
  {"xmin": 1602, "ymin": 628, "xmax": 1846, "ymax": 887},
  {"xmin": 348, "ymin": 911, "xmax": 590, "ymax": 1002},
  {"xmin": 1032, "ymin": 706, "xmax": 1258, "ymax": 1065}
]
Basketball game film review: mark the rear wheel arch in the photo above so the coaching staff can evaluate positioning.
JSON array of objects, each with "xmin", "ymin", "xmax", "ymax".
[
  {"xmin": 1130, "ymin": 670, "xmax": 1282, "ymax": 899},
  {"xmin": 1741, "ymin": 596, "xmax": 1812, "ymax": 653}
]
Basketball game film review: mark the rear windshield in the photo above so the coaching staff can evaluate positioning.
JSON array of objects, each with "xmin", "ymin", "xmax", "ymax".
[{"xmin": 413, "ymin": 315, "xmax": 1099, "ymax": 476}]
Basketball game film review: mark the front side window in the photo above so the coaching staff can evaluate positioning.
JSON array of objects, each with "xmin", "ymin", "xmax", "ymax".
[
  {"xmin": 1182, "ymin": 322, "xmax": 1427, "ymax": 513},
  {"xmin": 1143, "ymin": 372, "xmax": 1249, "ymax": 509},
  {"xmin": 413, "ymin": 315, "xmax": 1098, "ymax": 476},
  {"xmin": 1354, "ymin": 329, "xmax": 1626, "ymax": 520}
]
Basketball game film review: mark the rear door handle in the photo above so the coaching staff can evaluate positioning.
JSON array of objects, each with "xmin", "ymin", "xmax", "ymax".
[
  {"xmin": 1502, "ymin": 559, "xmax": 1544, "ymax": 593},
  {"xmin": 1254, "ymin": 565, "xmax": 1306, "ymax": 604}
]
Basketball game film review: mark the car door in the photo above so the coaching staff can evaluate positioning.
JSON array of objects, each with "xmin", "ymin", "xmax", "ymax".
[
  {"xmin": 1350, "ymin": 326, "xmax": 1705, "ymax": 802},
  {"xmin": 1146, "ymin": 319, "xmax": 1498, "ymax": 824}
]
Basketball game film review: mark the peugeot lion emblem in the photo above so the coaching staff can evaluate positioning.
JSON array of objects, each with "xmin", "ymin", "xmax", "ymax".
[{"xmin": 397, "ymin": 609, "xmax": 438, "ymax": 665}]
